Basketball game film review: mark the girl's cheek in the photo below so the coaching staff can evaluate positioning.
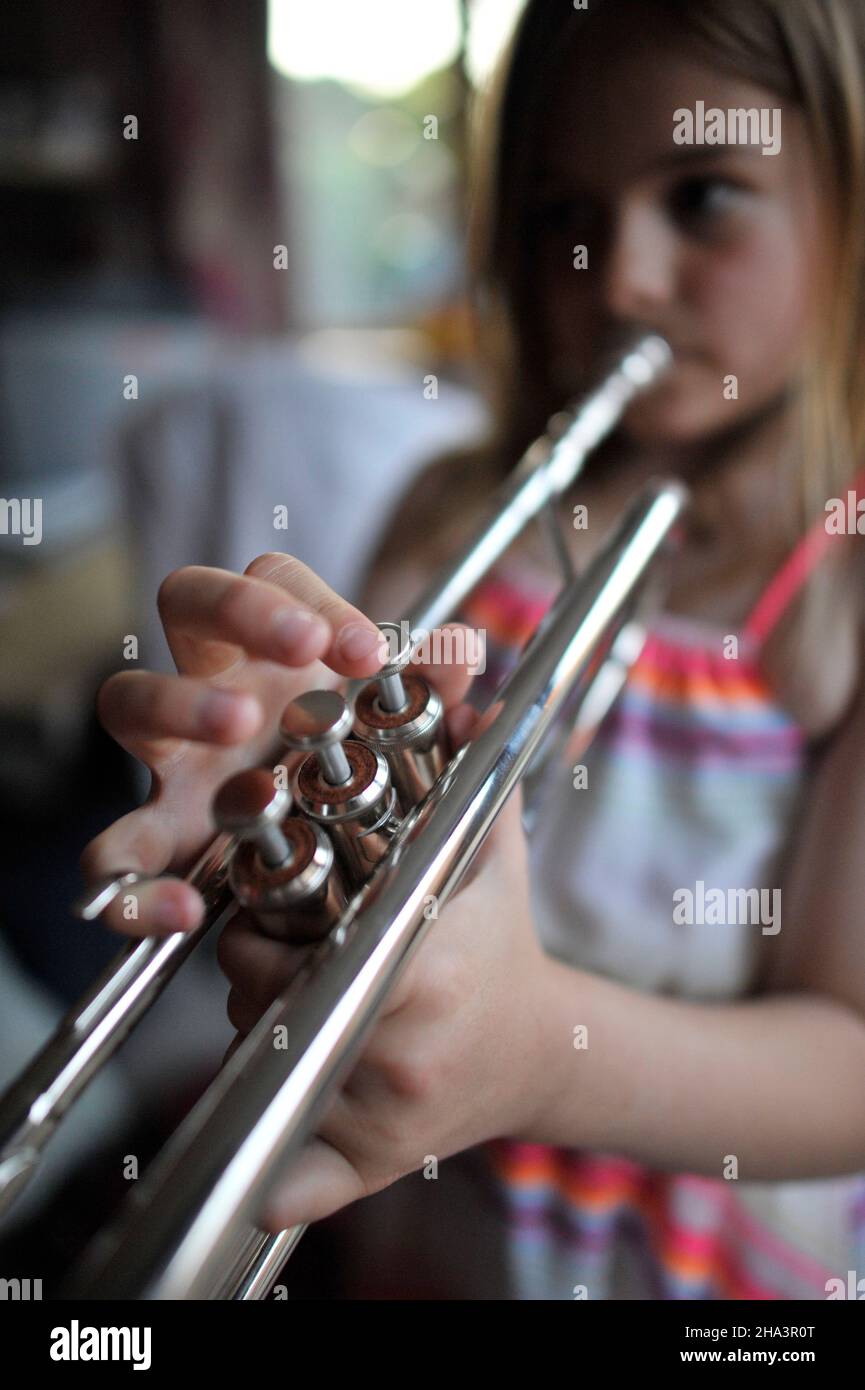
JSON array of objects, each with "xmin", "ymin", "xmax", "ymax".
[{"xmin": 700, "ymin": 235, "xmax": 812, "ymax": 385}]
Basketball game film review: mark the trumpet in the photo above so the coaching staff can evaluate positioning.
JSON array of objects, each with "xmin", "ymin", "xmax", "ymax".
[{"xmin": 0, "ymin": 334, "xmax": 686, "ymax": 1299}]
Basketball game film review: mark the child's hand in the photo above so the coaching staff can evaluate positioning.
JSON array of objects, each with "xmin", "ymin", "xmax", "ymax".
[
  {"xmin": 217, "ymin": 706, "xmax": 551, "ymax": 1232},
  {"xmin": 80, "ymin": 554, "xmax": 402, "ymax": 936}
]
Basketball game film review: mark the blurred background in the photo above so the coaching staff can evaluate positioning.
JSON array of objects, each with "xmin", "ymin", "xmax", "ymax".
[{"xmin": 0, "ymin": 0, "xmax": 526, "ymax": 1296}]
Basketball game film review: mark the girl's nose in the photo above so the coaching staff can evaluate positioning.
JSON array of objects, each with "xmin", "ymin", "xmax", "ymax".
[{"xmin": 601, "ymin": 202, "xmax": 677, "ymax": 324}]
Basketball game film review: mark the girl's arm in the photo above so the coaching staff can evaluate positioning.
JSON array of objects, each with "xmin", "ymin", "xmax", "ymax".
[{"xmin": 522, "ymin": 661, "xmax": 865, "ymax": 1179}]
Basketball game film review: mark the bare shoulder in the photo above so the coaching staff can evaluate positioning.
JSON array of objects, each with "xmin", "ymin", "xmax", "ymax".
[
  {"xmin": 762, "ymin": 626, "xmax": 865, "ymax": 1004},
  {"xmin": 759, "ymin": 539, "xmax": 865, "ymax": 741},
  {"xmin": 359, "ymin": 442, "xmax": 501, "ymax": 617}
]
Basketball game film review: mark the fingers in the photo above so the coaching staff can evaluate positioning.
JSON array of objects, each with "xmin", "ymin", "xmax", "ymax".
[
  {"xmin": 78, "ymin": 810, "xmax": 207, "ymax": 935},
  {"xmin": 217, "ymin": 897, "xmax": 414, "ymax": 1034},
  {"xmin": 97, "ymin": 670, "xmax": 263, "ymax": 760},
  {"xmin": 81, "ymin": 805, "xmax": 174, "ymax": 884},
  {"xmin": 218, "ymin": 911, "xmax": 312, "ymax": 1020},
  {"xmin": 225, "ymin": 988, "xmax": 263, "ymax": 1036},
  {"xmin": 79, "ymin": 807, "xmax": 205, "ymax": 935},
  {"xmin": 261, "ymin": 1135, "xmax": 367, "ymax": 1231},
  {"xmin": 95, "ymin": 875, "xmax": 205, "ymax": 936},
  {"xmin": 158, "ymin": 558, "xmax": 388, "ymax": 680},
  {"xmin": 409, "ymin": 623, "xmax": 483, "ymax": 711}
]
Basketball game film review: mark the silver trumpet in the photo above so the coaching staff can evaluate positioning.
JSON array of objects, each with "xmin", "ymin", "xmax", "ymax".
[{"xmin": 0, "ymin": 334, "xmax": 686, "ymax": 1299}]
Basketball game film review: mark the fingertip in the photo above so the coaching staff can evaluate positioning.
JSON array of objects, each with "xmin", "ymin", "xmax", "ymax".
[
  {"xmin": 261, "ymin": 1181, "xmax": 299, "ymax": 1233},
  {"xmin": 199, "ymin": 690, "xmax": 263, "ymax": 743},
  {"xmin": 153, "ymin": 880, "xmax": 205, "ymax": 932},
  {"xmin": 269, "ymin": 608, "xmax": 332, "ymax": 666},
  {"xmin": 103, "ymin": 879, "xmax": 204, "ymax": 935},
  {"xmin": 329, "ymin": 622, "xmax": 389, "ymax": 677},
  {"xmin": 261, "ymin": 1153, "xmax": 309, "ymax": 1231},
  {"xmin": 261, "ymin": 1200, "xmax": 291, "ymax": 1235}
]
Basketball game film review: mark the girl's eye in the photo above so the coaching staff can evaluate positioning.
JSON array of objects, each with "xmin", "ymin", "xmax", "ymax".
[{"xmin": 668, "ymin": 176, "xmax": 744, "ymax": 231}]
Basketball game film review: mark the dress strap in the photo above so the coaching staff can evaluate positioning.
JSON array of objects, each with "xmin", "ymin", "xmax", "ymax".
[{"xmin": 742, "ymin": 464, "xmax": 865, "ymax": 647}]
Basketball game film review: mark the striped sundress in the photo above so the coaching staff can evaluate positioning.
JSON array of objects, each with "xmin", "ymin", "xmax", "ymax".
[{"xmin": 455, "ymin": 495, "xmax": 865, "ymax": 1301}]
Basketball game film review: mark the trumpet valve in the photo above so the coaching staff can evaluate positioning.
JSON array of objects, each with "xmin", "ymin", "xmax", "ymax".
[
  {"xmin": 213, "ymin": 769, "xmax": 294, "ymax": 869},
  {"xmin": 279, "ymin": 690, "xmax": 400, "ymax": 889},
  {"xmin": 351, "ymin": 621, "xmax": 450, "ymax": 812},
  {"xmin": 213, "ymin": 768, "xmax": 345, "ymax": 943}
]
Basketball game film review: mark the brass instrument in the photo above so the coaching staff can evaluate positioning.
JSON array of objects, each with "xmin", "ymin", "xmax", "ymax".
[{"xmin": 0, "ymin": 335, "xmax": 687, "ymax": 1299}]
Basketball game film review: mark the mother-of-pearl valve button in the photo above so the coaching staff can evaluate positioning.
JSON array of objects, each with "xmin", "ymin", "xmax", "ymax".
[
  {"xmin": 279, "ymin": 689, "xmax": 354, "ymax": 787},
  {"xmin": 212, "ymin": 769, "xmax": 293, "ymax": 869}
]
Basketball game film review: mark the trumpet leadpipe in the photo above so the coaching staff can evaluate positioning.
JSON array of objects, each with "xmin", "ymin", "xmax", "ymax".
[{"xmin": 406, "ymin": 333, "xmax": 672, "ymax": 645}]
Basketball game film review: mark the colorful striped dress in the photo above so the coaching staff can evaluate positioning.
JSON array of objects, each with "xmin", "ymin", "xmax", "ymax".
[{"xmin": 455, "ymin": 502, "xmax": 865, "ymax": 1301}]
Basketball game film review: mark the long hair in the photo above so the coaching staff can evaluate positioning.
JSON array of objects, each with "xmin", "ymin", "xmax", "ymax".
[{"xmin": 378, "ymin": 0, "xmax": 865, "ymax": 578}]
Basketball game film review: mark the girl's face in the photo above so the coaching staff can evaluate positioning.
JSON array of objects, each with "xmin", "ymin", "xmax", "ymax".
[{"xmin": 531, "ymin": 36, "xmax": 824, "ymax": 449}]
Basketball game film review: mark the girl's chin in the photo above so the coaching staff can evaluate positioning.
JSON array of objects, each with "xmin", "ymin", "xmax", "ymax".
[{"xmin": 620, "ymin": 385, "xmax": 740, "ymax": 451}]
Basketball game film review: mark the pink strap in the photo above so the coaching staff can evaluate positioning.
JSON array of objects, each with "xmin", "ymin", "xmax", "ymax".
[{"xmin": 742, "ymin": 464, "xmax": 865, "ymax": 647}]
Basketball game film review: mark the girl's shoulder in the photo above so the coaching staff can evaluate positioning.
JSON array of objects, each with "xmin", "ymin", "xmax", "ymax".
[
  {"xmin": 758, "ymin": 536, "xmax": 865, "ymax": 743},
  {"xmin": 368, "ymin": 437, "xmax": 865, "ymax": 747},
  {"xmin": 360, "ymin": 442, "xmax": 501, "ymax": 616},
  {"xmin": 374, "ymin": 441, "xmax": 504, "ymax": 575}
]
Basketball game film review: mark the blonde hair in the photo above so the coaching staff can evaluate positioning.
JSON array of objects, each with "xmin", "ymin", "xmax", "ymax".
[{"xmin": 380, "ymin": 0, "xmax": 865, "ymax": 578}]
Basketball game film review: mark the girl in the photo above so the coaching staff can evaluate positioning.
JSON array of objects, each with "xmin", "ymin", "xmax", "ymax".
[{"xmin": 83, "ymin": 0, "xmax": 865, "ymax": 1299}]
